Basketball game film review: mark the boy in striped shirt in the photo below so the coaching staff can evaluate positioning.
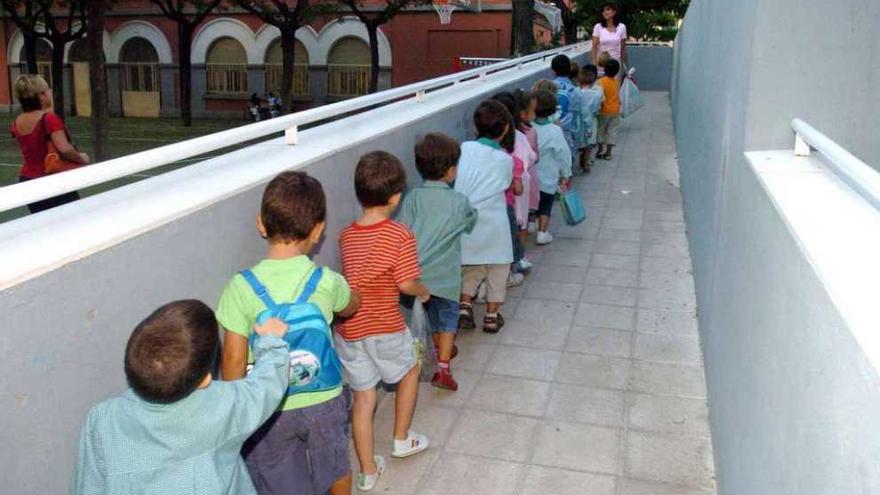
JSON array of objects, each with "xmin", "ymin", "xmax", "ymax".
[{"xmin": 336, "ymin": 151, "xmax": 432, "ymax": 492}]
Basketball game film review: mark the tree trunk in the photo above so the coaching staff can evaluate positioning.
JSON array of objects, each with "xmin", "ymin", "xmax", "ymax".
[
  {"xmin": 50, "ymin": 39, "xmax": 66, "ymax": 119},
  {"xmin": 511, "ymin": 0, "xmax": 535, "ymax": 56},
  {"xmin": 552, "ymin": 0, "xmax": 578, "ymax": 45},
  {"xmin": 178, "ymin": 23, "xmax": 194, "ymax": 127},
  {"xmin": 87, "ymin": 0, "xmax": 109, "ymax": 161},
  {"xmin": 366, "ymin": 22, "xmax": 380, "ymax": 94},
  {"xmin": 23, "ymin": 31, "xmax": 38, "ymax": 74},
  {"xmin": 279, "ymin": 26, "xmax": 297, "ymax": 114}
]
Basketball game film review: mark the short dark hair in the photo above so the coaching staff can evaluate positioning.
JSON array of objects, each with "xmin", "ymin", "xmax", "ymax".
[
  {"xmin": 603, "ymin": 58, "xmax": 621, "ymax": 78},
  {"xmin": 551, "ymin": 54, "xmax": 571, "ymax": 77},
  {"xmin": 534, "ymin": 89, "xmax": 558, "ymax": 118},
  {"xmin": 578, "ymin": 70, "xmax": 597, "ymax": 85},
  {"xmin": 261, "ymin": 171, "xmax": 327, "ymax": 242},
  {"xmin": 474, "ymin": 99, "xmax": 511, "ymax": 141},
  {"xmin": 570, "ymin": 62, "xmax": 580, "ymax": 80},
  {"xmin": 490, "ymin": 92, "xmax": 517, "ymax": 152},
  {"xmin": 125, "ymin": 300, "xmax": 219, "ymax": 404},
  {"xmin": 512, "ymin": 89, "xmax": 534, "ymax": 129},
  {"xmin": 415, "ymin": 133, "xmax": 461, "ymax": 181},
  {"xmin": 355, "ymin": 151, "xmax": 407, "ymax": 207},
  {"xmin": 584, "ymin": 64, "xmax": 599, "ymax": 78},
  {"xmin": 599, "ymin": 2, "xmax": 620, "ymax": 27}
]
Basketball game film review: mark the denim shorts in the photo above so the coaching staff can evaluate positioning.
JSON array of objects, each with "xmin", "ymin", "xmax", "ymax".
[
  {"xmin": 243, "ymin": 391, "xmax": 351, "ymax": 495},
  {"xmin": 424, "ymin": 296, "xmax": 460, "ymax": 333}
]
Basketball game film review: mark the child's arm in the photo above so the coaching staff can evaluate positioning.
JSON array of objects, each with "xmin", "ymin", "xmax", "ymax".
[
  {"xmin": 557, "ymin": 131, "xmax": 573, "ymax": 183},
  {"xmin": 399, "ymin": 278, "xmax": 431, "ymax": 303},
  {"xmin": 513, "ymin": 177, "xmax": 524, "ymax": 196},
  {"xmin": 221, "ymin": 329, "xmax": 249, "ymax": 381},
  {"xmin": 337, "ymin": 289, "xmax": 361, "ymax": 318},
  {"xmin": 70, "ymin": 415, "xmax": 105, "ymax": 495}
]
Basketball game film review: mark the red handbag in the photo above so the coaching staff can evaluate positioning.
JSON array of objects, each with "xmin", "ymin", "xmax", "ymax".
[{"xmin": 41, "ymin": 114, "xmax": 81, "ymax": 175}]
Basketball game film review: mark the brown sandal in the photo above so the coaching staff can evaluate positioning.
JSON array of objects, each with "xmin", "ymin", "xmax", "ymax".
[
  {"xmin": 458, "ymin": 303, "xmax": 475, "ymax": 330},
  {"xmin": 482, "ymin": 313, "xmax": 505, "ymax": 334}
]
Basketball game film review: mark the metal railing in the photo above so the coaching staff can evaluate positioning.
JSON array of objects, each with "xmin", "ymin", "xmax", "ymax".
[
  {"xmin": 206, "ymin": 63, "xmax": 248, "ymax": 94},
  {"xmin": 458, "ymin": 57, "xmax": 507, "ymax": 70},
  {"xmin": 265, "ymin": 64, "xmax": 309, "ymax": 96},
  {"xmin": 0, "ymin": 43, "xmax": 586, "ymax": 213},
  {"xmin": 792, "ymin": 119, "xmax": 880, "ymax": 211},
  {"xmin": 327, "ymin": 64, "xmax": 371, "ymax": 98},
  {"xmin": 120, "ymin": 63, "xmax": 160, "ymax": 93}
]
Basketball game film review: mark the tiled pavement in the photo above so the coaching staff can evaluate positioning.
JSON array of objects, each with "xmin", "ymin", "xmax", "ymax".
[{"xmin": 362, "ymin": 92, "xmax": 717, "ymax": 494}]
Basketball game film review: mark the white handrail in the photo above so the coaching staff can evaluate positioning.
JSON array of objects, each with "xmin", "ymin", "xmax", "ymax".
[
  {"xmin": 0, "ymin": 43, "xmax": 584, "ymax": 213},
  {"xmin": 791, "ymin": 118, "xmax": 880, "ymax": 211}
]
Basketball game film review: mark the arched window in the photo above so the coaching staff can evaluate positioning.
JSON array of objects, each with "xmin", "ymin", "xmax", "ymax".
[
  {"xmin": 265, "ymin": 38, "xmax": 309, "ymax": 96},
  {"xmin": 19, "ymin": 39, "xmax": 54, "ymax": 86},
  {"xmin": 206, "ymin": 37, "xmax": 248, "ymax": 94},
  {"xmin": 119, "ymin": 37, "xmax": 159, "ymax": 93},
  {"xmin": 68, "ymin": 39, "xmax": 92, "ymax": 63},
  {"xmin": 327, "ymin": 37, "xmax": 370, "ymax": 98}
]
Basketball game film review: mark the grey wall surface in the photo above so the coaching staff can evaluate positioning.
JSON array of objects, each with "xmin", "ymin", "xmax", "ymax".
[
  {"xmin": 627, "ymin": 45, "xmax": 672, "ymax": 91},
  {"xmin": 0, "ymin": 53, "xmax": 584, "ymax": 494},
  {"xmin": 672, "ymin": 0, "xmax": 880, "ymax": 493}
]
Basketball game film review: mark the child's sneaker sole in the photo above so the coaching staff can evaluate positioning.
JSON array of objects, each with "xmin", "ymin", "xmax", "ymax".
[{"xmin": 391, "ymin": 432, "xmax": 430, "ymax": 458}]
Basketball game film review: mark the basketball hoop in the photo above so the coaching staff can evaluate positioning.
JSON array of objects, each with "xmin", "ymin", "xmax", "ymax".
[{"xmin": 433, "ymin": 0, "xmax": 470, "ymax": 24}]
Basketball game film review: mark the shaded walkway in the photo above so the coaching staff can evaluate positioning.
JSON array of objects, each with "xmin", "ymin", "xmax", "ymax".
[{"xmin": 367, "ymin": 92, "xmax": 716, "ymax": 494}]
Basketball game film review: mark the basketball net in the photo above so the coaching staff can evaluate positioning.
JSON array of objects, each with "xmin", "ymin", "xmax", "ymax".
[{"xmin": 433, "ymin": 0, "xmax": 456, "ymax": 24}]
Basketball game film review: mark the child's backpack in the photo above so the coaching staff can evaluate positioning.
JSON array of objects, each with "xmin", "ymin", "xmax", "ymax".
[{"xmin": 240, "ymin": 267, "xmax": 343, "ymax": 395}]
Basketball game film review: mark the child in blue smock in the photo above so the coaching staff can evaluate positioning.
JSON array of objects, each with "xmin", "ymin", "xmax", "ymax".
[
  {"xmin": 579, "ymin": 65, "xmax": 604, "ymax": 173},
  {"xmin": 533, "ymin": 88, "xmax": 573, "ymax": 246},
  {"xmin": 454, "ymin": 100, "xmax": 514, "ymax": 334}
]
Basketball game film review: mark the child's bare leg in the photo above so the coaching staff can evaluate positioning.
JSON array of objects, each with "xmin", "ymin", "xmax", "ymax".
[
  {"xmin": 538, "ymin": 214, "xmax": 550, "ymax": 233},
  {"xmin": 486, "ymin": 302, "xmax": 501, "ymax": 314},
  {"xmin": 461, "ymin": 293, "xmax": 474, "ymax": 305},
  {"xmin": 434, "ymin": 332, "xmax": 455, "ymax": 362},
  {"xmin": 518, "ymin": 229, "xmax": 528, "ymax": 246},
  {"xmin": 352, "ymin": 388, "xmax": 377, "ymax": 474},
  {"xmin": 329, "ymin": 473, "xmax": 352, "ymax": 495},
  {"xmin": 394, "ymin": 364, "xmax": 421, "ymax": 440}
]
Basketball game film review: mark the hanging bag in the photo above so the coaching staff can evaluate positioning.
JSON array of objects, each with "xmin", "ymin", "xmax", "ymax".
[
  {"xmin": 41, "ymin": 114, "xmax": 81, "ymax": 175},
  {"xmin": 560, "ymin": 187, "xmax": 587, "ymax": 226},
  {"xmin": 620, "ymin": 68, "xmax": 646, "ymax": 118}
]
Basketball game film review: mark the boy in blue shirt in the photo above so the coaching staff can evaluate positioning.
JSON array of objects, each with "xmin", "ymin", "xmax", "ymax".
[
  {"xmin": 71, "ymin": 299, "xmax": 290, "ymax": 494},
  {"xmin": 217, "ymin": 171, "xmax": 360, "ymax": 495},
  {"xmin": 398, "ymin": 133, "xmax": 477, "ymax": 391}
]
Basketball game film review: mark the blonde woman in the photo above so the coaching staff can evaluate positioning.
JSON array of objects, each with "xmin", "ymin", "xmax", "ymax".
[{"xmin": 11, "ymin": 74, "xmax": 89, "ymax": 213}]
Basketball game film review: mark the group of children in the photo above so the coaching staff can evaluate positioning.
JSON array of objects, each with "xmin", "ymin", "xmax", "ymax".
[{"xmin": 70, "ymin": 53, "xmax": 625, "ymax": 495}]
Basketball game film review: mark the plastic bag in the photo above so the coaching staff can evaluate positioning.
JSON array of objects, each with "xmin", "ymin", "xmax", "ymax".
[
  {"xmin": 407, "ymin": 298, "xmax": 435, "ymax": 381},
  {"xmin": 620, "ymin": 69, "xmax": 645, "ymax": 118},
  {"xmin": 560, "ymin": 189, "xmax": 587, "ymax": 226}
]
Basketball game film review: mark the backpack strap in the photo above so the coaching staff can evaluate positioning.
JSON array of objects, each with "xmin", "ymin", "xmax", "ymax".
[
  {"xmin": 295, "ymin": 267, "xmax": 323, "ymax": 304},
  {"xmin": 239, "ymin": 269, "xmax": 278, "ymax": 311}
]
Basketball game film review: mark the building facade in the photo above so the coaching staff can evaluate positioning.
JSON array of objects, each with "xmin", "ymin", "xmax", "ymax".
[{"xmin": 0, "ymin": 1, "xmax": 565, "ymax": 118}]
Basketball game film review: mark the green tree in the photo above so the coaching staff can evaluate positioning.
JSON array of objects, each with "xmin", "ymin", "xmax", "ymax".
[
  {"xmin": 0, "ymin": 1, "xmax": 46, "ymax": 74},
  {"xmin": 511, "ymin": 0, "xmax": 535, "ymax": 56},
  {"xmin": 149, "ymin": 0, "xmax": 224, "ymax": 127},
  {"xmin": 575, "ymin": 0, "xmax": 688, "ymax": 41}
]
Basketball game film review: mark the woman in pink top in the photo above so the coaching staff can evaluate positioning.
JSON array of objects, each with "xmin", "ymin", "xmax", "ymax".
[{"xmin": 592, "ymin": 2, "xmax": 628, "ymax": 76}]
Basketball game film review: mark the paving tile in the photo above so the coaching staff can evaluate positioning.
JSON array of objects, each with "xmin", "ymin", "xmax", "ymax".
[
  {"xmin": 422, "ymin": 453, "xmax": 523, "ymax": 495},
  {"xmin": 454, "ymin": 342, "xmax": 496, "ymax": 372},
  {"xmin": 630, "ymin": 361, "xmax": 707, "ymax": 398},
  {"xmin": 624, "ymin": 431, "xmax": 715, "ymax": 488},
  {"xmin": 532, "ymin": 420, "xmax": 620, "ymax": 473},
  {"xmin": 642, "ymin": 239, "xmax": 690, "ymax": 259},
  {"xmin": 446, "ymin": 410, "xmax": 537, "ymax": 462},
  {"xmin": 635, "ymin": 333, "xmax": 703, "ymax": 364},
  {"xmin": 525, "ymin": 281, "xmax": 584, "ymax": 302},
  {"xmin": 618, "ymin": 478, "xmax": 715, "ymax": 495},
  {"xmin": 466, "ymin": 374, "xmax": 551, "ymax": 416},
  {"xmin": 540, "ymin": 249, "xmax": 593, "ymax": 268},
  {"xmin": 514, "ymin": 298, "xmax": 577, "ymax": 326},
  {"xmin": 627, "ymin": 392, "xmax": 711, "ymax": 438},
  {"xmin": 594, "ymin": 239, "xmax": 641, "ymax": 256},
  {"xmin": 521, "ymin": 466, "xmax": 616, "ymax": 495},
  {"xmin": 638, "ymin": 287, "xmax": 697, "ymax": 312},
  {"xmin": 375, "ymin": 402, "xmax": 457, "ymax": 448},
  {"xmin": 531, "ymin": 263, "xmax": 589, "ymax": 284},
  {"xmin": 598, "ymin": 228, "xmax": 642, "ymax": 242},
  {"xmin": 576, "ymin": 303, "xmax": 635, "ymax": 331},
  {"xmin": 585, "ymin": 267, "xmax": 639, "ymax": 287},
  {"xmin": 645, "ymin": 209, "xmax": 684, "ymax": 223},
  {"xmin": 603, "ymin": 207, "xmax": 644, "ymax": 220},
  {"xmin": 499, "ymin": 317, "xmax": 570, "ymax": 350},
  {"xmin": 642, "ymin": 230, "xmax": 687, "ymax": 245},
  {"xmin": 642, "ymin": 220, "xmax": 686, "ymax": 233},
  {"xmin": 580, "ymin": 284, "xmax": 638, "ymax": 307},
  {"xmin": 638, "ymin": 270, "xmax": 696, "ymax": 292},
  {"xmin": 367, "ymin": 448, "xmax": 439, "ymax": 494},
  {"xmin": 566, "ymin": 326, "xmax": 632, "ymax": 358},
  {"xmin": 591, "ymin": 253, "xmax": 641, "ymax": 271},
  {"xmin": 601, "ymin": 217, "xmax": 644, "ymax": 231},
  {"xmin": 637, "ymin": 309, "xmax": 699, "ymax": 336},
  {"xmin": 487, "ymin": 345, "xmax": 562, "ymax": 381},
  {"xmin": 417, "ymin": 369, "xmax": 481, "ymax": 408},
  {"xmin": 555, "ymin": 353, "xmax": 629, "ymax": 389},
  {"xmin": 546, "ymin": 383, "xmax": 626, "ymax": 427},
  {"xmin": 640, "ymin": 255, "xmax": 693, "ymax": 273}
]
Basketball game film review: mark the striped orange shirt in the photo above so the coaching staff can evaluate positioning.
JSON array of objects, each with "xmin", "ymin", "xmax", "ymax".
[{"xmin": 337, "ymin": 219, "xmax": 421, "ymax": 341}]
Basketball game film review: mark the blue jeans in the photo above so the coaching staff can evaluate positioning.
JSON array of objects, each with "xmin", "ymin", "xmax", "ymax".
[{"xmin": 507, "ymin": 205, "xmax": 524, "ymax": 265}]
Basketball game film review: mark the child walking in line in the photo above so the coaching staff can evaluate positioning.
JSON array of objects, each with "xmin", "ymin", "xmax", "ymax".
[
  {"xmin": 398, "ymin": 133, "xmax": 477, "ymax": 391},
  {"xmin": 596, "ymin": 58, "xmax": 622, "ymax": 160},
  {"xmin": 533, "ymin": 89, "xmax": 573, "ymax": 245},
  {"xmin": 337, "ymin": 151, "xmax": 431, "ymax": 491},
  {"xmin": 455, "ymin": 100, "xmax": 515, "ymax": 333},
  {"xmin": 217, "ymin": 171, "xmax": 360, "ymax": 495},
  {"xmin": 516, "ymin": 89, "xmax": 542, "ymax": 236},
  {"xmin": 579, "ymin": 65, "xmax": 605, "ymax": 173},
  {"xmin": 71, "ymin": 300, "xmax": 291, "ymax": 495}
]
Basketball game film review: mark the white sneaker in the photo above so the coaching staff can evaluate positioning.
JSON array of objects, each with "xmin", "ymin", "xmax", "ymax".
[
  {"xmin": 527, "ymin": 221, "xmax": 537, "ymax": 234},
  {"xmin": 356, "ymin": 455, "xmax": 386, "ymax": 492},
  {"xmin": 507, "ymin": 272, "xmax": 525, "ymax": 287},
  {"xmin": 517, "ymin": 257, "xmax": 533, "ymax": 272},
  {"xmin": 392, "ymin": 431, "xmax": 430, "ymax": 458},
  {"xmin": 536, "ymin": 231, "xmax": 554, "ymax": 245}
]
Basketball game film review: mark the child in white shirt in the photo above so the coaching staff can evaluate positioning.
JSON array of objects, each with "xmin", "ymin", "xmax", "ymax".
[{"xmin": 578, "ymin": 65, "xmax": 605, "ymax": 173}]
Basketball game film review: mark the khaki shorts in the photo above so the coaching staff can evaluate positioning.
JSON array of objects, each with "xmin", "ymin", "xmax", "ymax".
[
  {"xmin": 597, "ymin": 114, "xmax": 622, "ymax": 145},
  {"xmin": 461, "ymin": 264, "xmax": 511, "ymax": 303},
  {"xmin": 334, "ymin": 328, "xmax": 418, "ymax": 391}
]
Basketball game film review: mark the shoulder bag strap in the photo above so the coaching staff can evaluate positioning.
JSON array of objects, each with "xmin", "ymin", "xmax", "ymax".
[
  {"xmin": 295, "ymin": 267, "xmax": 324, "ymax": 304},
  {"xmin": 239, "ymin": 269, "xmax": 278, "ymax": 311}
]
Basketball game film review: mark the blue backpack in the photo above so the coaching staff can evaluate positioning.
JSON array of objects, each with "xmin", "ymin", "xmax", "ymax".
[{"xmin": 240, "ymin": 267, "xmax": 343, "ymax": 395}]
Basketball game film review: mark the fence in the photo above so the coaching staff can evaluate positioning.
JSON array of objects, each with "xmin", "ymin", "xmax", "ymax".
[
  {"xmin": 120, "ymin": 63, "xmax": 160, "ymax": 93},
  {"xmin": 205, "ymin": 63, "xmax": 248, "ymax": 94},
  {"xmin": 327, "ymin": 64, "xmax": 370, "ymax": 97},
  {"xmin": 264, "ymin": 64, "xmax": 310, "ymax": 96}
]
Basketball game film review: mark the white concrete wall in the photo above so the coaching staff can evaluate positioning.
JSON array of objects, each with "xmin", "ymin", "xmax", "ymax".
[
  {"xmin": 672, "ymin": 1, "xmax": 880, "ymax": 493},
  {"xmin": 0, "ymin": 48, "xmax": 588, "ymax": 494}
]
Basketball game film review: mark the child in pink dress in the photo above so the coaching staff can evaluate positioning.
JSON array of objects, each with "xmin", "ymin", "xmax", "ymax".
[{"xmin": 514, "ymin": 89, "xmax": 540, "ymax": 235}]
